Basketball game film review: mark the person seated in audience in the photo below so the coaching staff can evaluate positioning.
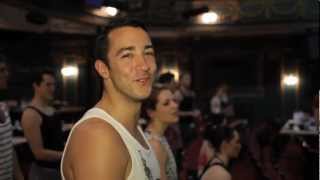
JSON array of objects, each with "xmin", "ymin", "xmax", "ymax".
[
  {"xmin": 21, "ymin": 70, "xmax": 64, "ymax": 180},
  {"xmin": 200, "ymin": 126, "xmax": 241, "ymax": 180},
  {"xmin": 142, "ymin": 85, "xmax": 179, "ymax": 180}
]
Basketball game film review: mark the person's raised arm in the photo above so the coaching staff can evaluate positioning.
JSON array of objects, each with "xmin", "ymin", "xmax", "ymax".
[
  {"xmin": 63, "ymin": 119, "xmax": 130, "ymax": 180},
  {"xmin": 21, "ymin": 109, "xmax": 62, "ymax": 161}
]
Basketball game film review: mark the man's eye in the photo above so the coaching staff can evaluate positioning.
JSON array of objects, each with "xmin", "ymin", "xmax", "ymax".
[
  {"xmin": 121, "ymin": 54, "xmax": 133, "ymax": 58},
  {"xmin": 145, "ymin": 51, "xmax": 154, "ymax": 56}
]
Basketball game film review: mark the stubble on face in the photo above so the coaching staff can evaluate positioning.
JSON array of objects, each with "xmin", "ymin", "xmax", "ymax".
[
  {"xmin": 105, "ymin": 26, "xmax": 157, "ymax": 102},
  {"xmin": 38, "ymin": 74, "xmax": 56, "ymax": 103}
]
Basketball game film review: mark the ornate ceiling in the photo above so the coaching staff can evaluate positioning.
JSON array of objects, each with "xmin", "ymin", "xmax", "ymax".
[{"xmin": 0, "ymin": 0, "xmax": 318, "ymax": 37}]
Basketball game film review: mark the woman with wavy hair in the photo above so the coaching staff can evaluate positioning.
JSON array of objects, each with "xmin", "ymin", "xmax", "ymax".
[{"xmin": 142, "ymin": 85, "xmax": 179, "ymax": 180}]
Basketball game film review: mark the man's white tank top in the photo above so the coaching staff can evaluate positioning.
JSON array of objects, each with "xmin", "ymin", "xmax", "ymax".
[{"xmin": 61, "ymin": 107, "xmax": 160, "ymax": 180}]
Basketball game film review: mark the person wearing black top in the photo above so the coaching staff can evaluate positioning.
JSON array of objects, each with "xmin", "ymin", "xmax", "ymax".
[
  {"xmin": 174, "ymin": 72, "xmax": 200, "ymax": 146},
  {"xmin": 200, "ymin": 127, "xmax": 241, "ymax": 180},
  {"xmin": 21, "ymin": 70, "xmax": 63, "ymax": 180}
]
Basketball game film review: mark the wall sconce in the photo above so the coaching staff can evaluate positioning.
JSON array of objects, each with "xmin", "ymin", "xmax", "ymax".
[
  {"xmin": 61, "ymin": 65, "xmax": 79, "ymax": 78},
  {"xmin": 282, "ymin": 73, "xmax": 299, "ymax": 87}
]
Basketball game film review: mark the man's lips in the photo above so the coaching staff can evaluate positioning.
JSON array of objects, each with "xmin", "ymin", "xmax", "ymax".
[{"xmin": 135, "ymin": 76, "xmax": 151, "ymax": 85}]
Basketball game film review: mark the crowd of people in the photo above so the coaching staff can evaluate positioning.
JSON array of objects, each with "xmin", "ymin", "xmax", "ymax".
[{"xmin": 0, "ymin": 17, "xmax": 317, "ymax": 180}]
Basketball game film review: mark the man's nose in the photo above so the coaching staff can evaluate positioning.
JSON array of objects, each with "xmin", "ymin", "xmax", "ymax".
[{"xmin": 136, "ymin": 55, "xmax": 150, "ymax": 71}]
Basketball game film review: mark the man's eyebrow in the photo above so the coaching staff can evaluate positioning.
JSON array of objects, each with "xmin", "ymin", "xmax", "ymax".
[
  {"xmin": 145, "ymin": 45, "xmax": 154, "ymax": 50},
  {"xmin": 115, "ymin": 46, "xmax": 135, "ymax": 56}
]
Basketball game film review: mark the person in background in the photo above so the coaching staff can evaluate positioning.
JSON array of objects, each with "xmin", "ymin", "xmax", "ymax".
[
  {"xmin": 142, "ymin": 85, "xmax": 179, "ymax": 180},
  {"xmin": 0, "ymin": 54, "xmax": 10, "ymax": 101},
  {"xmin": 197, "ymin": 118, "xmax": 226, "ymax": 176},
  {"xmin": 21, "ymin": 70, "xmax": 63, "ymax": 180},
  {"xmin": 174, "ymin": 72, "xmax": 200, "ymax": 146},
  {"xmin": 61, "ymin": 18, "xmax": 160, "ymax": 180},
  {"xmin": 210, "ymin": 83, "xmax": 234, "ymax": 118},
  {"xmin": 0, "ymin": 54, "xmax": 24, "ymax": 180},
  {"xmin": 157, "ymin": 72, "xmax": 183, "ymax": 171},
  {"xmin": 200, "ymin": 126, "xmax": 241, "ymax": 180},
  {"xmin": 313, "ymin": 95, "xmax": 319, "ymax": 127}
]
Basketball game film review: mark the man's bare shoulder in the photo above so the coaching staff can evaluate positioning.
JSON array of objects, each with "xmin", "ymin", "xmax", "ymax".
[
  {"xmin": 69, "ymin": 117, "xmax": 128, "ymax": 154},
  {"xmin": 21, "ymin": 108, "xmax": 41, "ymax": 126},
  {"xmin": 63, "ymin": 118, "xmax": 130, "ymax": 180},
  {"xmin": 74, "ymin": 118, "xmax": 121, "ymax": 136}
]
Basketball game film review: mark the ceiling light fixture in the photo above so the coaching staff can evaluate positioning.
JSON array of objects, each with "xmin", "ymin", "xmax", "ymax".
[
  {"xmin": 200, "ymin": 11, "xmax": 219, "ymax": 24},
  {"xmin": 92, "ymin": 6, "xmax": 118, "ymax": 17}
]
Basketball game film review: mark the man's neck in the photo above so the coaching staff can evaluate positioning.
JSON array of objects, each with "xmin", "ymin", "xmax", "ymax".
[
  {"xmin": 97, "ymin": 91, "xmax": 141, "ymax": 135},
  {"xmin": 31, "ymin": 96, "xmax": 50, "ymax": 109}
]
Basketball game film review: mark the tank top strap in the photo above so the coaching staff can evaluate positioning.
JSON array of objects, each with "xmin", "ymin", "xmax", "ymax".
[
  {"xmin": 199, "ymin": 157, "xmax": 228, "ymax": 179},
  {"xmin": 24, "ymin": 106, "xmax": 54, "ymax": 118},
  {"xmin": 76, "ymin": 108, "xmax": 149, "ymax": 150},
  {"xmin": 25, "ymin": 106, "xmax": 45, "ymax": 116}
]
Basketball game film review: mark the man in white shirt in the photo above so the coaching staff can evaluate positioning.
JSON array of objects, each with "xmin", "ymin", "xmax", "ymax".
[{"xmin": 61, "ymin": 18, "xmax": 160, "ymax": 180}]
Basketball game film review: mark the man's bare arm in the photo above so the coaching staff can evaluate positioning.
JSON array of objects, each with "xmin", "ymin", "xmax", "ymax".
[
  {"xmin": 63, "ymin": 118, "xmax": 130, "ymax": 180},
  {"xmin": 21, "ymin": 109, "xmax": 62, "ymax": 161}
]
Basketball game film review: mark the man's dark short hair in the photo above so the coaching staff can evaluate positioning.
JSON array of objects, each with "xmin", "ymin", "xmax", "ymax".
[
  {"xmin": 94, "ymin": 18, "xmax": 147, "ymax": 66},
  {"xmin": 32, "ymin": 69, "xmax": 55, "ymax": 86}
]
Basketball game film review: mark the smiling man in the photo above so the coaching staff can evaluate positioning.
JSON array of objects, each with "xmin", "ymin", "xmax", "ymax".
[{"xmin": 61, "ymin": 18, "xmax": 160, "ymax": 180}]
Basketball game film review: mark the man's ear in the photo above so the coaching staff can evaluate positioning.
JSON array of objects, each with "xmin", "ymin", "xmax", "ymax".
[{"xmin": 94, "ymin": 59, "xmax": 109, "ymax": 79}]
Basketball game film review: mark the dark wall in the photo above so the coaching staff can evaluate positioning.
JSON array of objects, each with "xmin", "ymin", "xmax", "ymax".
[
  {"xmin": 0, "ymin": 30, "xmax": 95, "ymax": 108},
  {"xmin": 154, "ymin": 34, "xmax": 318, "ymax": 122},
  {"xmin": 1, "ymin": 30, "xmax": 318, "ymax": 122}
]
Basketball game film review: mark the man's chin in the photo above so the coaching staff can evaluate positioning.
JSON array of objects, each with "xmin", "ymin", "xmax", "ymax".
[{"xmin": 132, "ymin": 91, "xmax": 152, "ymax": 102}]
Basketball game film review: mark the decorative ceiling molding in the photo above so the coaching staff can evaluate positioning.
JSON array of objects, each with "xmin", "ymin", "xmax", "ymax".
[
  {"xmin": 0, "ymin": 3, "xmax": 96, "ymax": 34},
  {"xmin": 0, "ymin": 1, "xmax": 318, "ymax": 38}
]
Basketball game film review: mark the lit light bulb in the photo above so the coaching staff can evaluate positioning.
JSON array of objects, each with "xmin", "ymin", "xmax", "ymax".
[
  {"xmin": 61, "ymin": 65, "xmax": 79, "ymax": 77},
  {"xmin": 92, "ymin": 6, "xmax": 118, "ymax": 17},
  {"xmin": 283, "ymin": 74, "xmax": 299, "ymax": 86},
  {"xmin": 200, "ymin": 11, "xmax": 219, "ymax": 24}
]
